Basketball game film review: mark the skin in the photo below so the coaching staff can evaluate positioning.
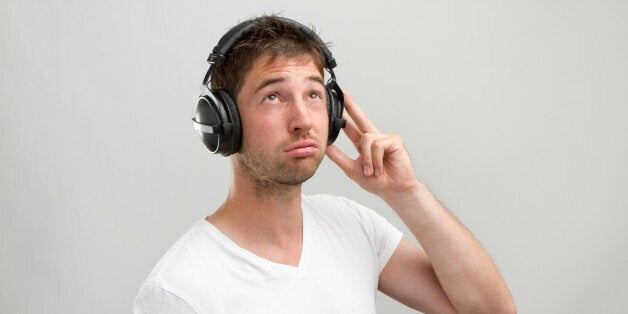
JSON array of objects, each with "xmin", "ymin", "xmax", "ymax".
[
  {"xmin": 207, "ymin": 54, "xmax": 517, "ymax": 313},
  {"xmin": 233, "ymin": 59, "xmax": 327, "ymax": 200}
]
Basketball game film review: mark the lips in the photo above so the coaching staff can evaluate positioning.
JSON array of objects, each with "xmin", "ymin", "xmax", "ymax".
[{"xmin": 284, "ymin": 140, "xmax": 319, "ymax": 157}]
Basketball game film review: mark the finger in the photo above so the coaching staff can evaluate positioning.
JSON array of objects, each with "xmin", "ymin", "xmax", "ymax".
[
  {"xmin": 343, "ymin": 92, "xmax": 379, "ymax": 134},
  {"xmin": 342, "ymin": 114, "xmax": 363, "ymax": 150},
  {"xmin": 371, "ymin": 137, "xmax": 386, "ymax": 177},
  {"xmin": 360, "ymin": 135, "xmax": 375, "ymax": 176},
  {"xmin": 325, "ymin": 145, "xmax": 355, "ymax": 178}
]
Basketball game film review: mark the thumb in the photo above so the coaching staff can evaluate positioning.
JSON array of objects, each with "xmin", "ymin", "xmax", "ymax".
[{"xmin": 325, "ymin": 145, "xmax": 354, "ymax": 178}]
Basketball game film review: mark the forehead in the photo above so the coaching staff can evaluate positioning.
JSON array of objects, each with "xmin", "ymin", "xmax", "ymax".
[{"xmin": 244, "ymin": 54, "xmax": 324, "ymax": 82}]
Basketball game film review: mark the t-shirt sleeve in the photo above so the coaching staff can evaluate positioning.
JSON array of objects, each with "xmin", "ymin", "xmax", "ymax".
[
  {"xmin": 372, "ymin": 210, "xmax": 404, "ymax": 275},
  {"xmin": 340, "ymin": 196, "xmax": 404, "ymax": 275},
  {"xmin": 133, "ymin": 284, "xmax": 196, "ymax": 314}
]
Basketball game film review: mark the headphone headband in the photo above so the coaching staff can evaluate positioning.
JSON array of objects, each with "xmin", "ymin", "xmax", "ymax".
[{"xmin": 203, "ymin": 17, "xmax": 337, "ymax": 86}]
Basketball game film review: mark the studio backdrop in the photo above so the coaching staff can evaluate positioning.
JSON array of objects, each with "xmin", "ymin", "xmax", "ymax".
[{"xmin": 1, "ymin": 0, "xmax": 627, "ymax": 313}]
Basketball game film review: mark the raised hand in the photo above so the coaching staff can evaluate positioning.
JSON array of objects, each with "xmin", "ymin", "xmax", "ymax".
[{"xmin": 325, "ymin": 93, "xmax": 421, "ymax": 201}]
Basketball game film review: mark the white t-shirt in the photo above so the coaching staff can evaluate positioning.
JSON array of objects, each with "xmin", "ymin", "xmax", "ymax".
[{"xmin": 133, "ymin": 194, "xmax": 403, "ymax": 314}]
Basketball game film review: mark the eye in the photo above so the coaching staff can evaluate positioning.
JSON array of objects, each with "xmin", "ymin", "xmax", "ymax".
[
  {"xmin": 266, "ymin": 93, "xmax": 278, "ymax": 101},
  {"xmin": 308, "ymin": 92, "xmax": 321, "ymax": 99}
]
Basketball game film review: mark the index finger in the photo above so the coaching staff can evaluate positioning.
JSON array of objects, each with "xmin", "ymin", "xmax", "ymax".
[
  {"xmin": 343, "ymin": 92, "xmax": 379, "ymax": 134},
  {"xmin": 342, "ymin": 113, "xmax": 373, "ymax": 152}
]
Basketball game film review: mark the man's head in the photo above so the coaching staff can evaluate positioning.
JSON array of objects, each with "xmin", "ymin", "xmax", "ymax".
[
  {"xmin": 194, "ymin": 15, "xmax": 346, "ymax": 157},
  {"xmin": 195, "ymin": 15, "xmax": 344, "ymax": 197},
  {"xmin": 221, "ymin": 17, "xmax": 330, "ymax": 195}
]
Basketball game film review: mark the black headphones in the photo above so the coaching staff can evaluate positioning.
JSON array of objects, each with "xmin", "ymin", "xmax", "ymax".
[{"xmin": 192, "ymin": 17, "xmax": 346, "ymax": 156}]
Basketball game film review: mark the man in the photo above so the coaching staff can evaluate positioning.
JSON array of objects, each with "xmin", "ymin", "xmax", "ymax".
[{"xmin": 134, "ymin": 15, "xmax": 516, "ymax": 313}]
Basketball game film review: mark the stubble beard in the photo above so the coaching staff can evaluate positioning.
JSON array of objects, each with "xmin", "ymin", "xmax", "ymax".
[{"xmin": 236, "ymin": 137, "xmax": 325, "ymax": 200}]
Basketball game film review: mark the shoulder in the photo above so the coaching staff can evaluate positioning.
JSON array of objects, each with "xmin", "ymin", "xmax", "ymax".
[
  {"xmin": 304, "ymin": 194, "xmax": 403, "ymax": 274},
  {"xmin": 144, "ymin": 220, "xmax": 208, "ymax": 280},
  {"xmin": 303, "ymin": 193, "xmax": 384, "ymax": 224},
  {"xmin": 303, "ymin": 194, "xmax": 396, "ymax": 238},
  {"xmin": 137, "ymin": 220, "xmax": 221, "ymax": 311},
  {"xmin": 302, "ymin": 193, "xmax": 365, "ymax": 212}
]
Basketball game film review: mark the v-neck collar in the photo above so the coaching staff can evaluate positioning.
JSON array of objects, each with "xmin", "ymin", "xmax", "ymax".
[{"xmin": 199, "ymin": 203, "xmax": 311, "ymax": 276}]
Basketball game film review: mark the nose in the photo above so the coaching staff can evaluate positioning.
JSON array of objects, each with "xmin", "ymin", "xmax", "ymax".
[{"xmin": 288, "ymin": 98, "xmax": 314, "ymax": 134}]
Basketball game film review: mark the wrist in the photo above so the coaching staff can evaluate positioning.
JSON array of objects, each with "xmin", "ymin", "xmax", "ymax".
[{"xmin": 381, "ymin": 179, "xmax": 431, "ymax": 208}]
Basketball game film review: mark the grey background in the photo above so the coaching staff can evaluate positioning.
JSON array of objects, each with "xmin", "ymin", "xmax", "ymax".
[{"xmin": 1, "ymin": 0, "xmax": 626, "ymax": 313}]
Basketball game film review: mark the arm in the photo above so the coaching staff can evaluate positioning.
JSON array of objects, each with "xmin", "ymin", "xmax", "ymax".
[{"xmin": 325, "ymin": 93, "xmax": 516, "ymax": 314}]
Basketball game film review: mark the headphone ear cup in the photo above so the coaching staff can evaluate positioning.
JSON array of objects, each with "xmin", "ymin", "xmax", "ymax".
[
  {"xmin": 214, "ymin": 89, "xmax": 242, "ymax": 156},
  {"xmin": 195, "ymin": 92, "xmax": 226, "ymax": 154},
  {"xmin": 194, "ymin": 89, "xmax": 241, "ymax": 156},
  {"xmin": 325, "ymin": 83, "xmax": 345, "ymax": 145}
]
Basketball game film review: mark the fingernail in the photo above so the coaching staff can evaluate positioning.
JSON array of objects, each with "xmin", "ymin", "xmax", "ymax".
[
  {"xmin": 375, "ymin": 168, "xmax": 381, "ymax": 176},
  {"xmin": 364, "ymin": 166, "xmax": 371, "ymax": 176}
]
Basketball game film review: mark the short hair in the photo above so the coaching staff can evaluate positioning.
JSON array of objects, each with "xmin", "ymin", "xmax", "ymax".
[{"xmin": 210, "ymin": 15, "xmax": 329, "ymax": 100}]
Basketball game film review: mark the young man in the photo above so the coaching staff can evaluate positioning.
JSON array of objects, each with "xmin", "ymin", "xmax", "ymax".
[{"xmin": 134, "ymin": 16, "xmax": 516, "ymax": 313}]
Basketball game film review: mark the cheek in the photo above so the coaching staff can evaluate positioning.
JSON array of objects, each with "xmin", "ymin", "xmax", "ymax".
[
  {"xmin": 314, "ymin": 110, "xmax": 330, "ymax": 135},
  {"xmin": 240, "ymin": 112, "xmax": 280, "ymax": 141}
]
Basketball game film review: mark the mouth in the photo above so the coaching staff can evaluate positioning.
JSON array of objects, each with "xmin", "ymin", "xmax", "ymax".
[{"xmin": 284, "ymin": 140, "xmax": 319, "ymax": 158}]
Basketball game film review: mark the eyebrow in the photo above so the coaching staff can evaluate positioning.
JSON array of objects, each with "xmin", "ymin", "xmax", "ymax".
[{"xmin": 254, "ymin": 75, "xmax": 325, "ymax": 94}]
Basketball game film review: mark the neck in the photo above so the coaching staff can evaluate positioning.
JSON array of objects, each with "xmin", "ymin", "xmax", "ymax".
[{"xmin": 208, "ymin": 162, "xmax": 304, "ymax": 247}]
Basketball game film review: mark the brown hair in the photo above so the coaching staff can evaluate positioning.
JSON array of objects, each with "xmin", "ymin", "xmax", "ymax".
[{"xmin": 210, "ymin": 15, "xmax": 329, "ymax": 100}]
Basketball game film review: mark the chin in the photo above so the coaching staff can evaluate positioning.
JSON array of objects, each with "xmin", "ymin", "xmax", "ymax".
[{"xmin": 279, "ymin": 157, "xmax": 322, "ymax": 185}]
